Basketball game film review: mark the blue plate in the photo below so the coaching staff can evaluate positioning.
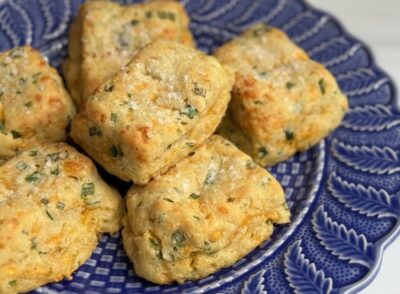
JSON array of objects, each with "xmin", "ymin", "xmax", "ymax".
[{"xmin": 1, "ymin": 0, "xmax": 399, "ymax": 293}]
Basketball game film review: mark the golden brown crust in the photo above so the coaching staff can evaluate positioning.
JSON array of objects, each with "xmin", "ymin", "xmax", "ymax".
[
  {"xmin": 214, "ymin": 24, "xmax": 348, "ymax": 166},
  {"xmin": 71, "ymin": 40, "xmax": 234, "ymax": 185},
  {"xmin": 63, "ymin": 0, "xmax": 194, "ymax": 105},
  {"xmin": 122, "ymin": 135, "xmax": 290, "ymax": 284},
  {"xmin": 0, "ymin": 143, "xmax": 124, "ymax": 294},
  {"xmin": 0, "ymin": 46, "xmax": 76, "ymax": 163}
]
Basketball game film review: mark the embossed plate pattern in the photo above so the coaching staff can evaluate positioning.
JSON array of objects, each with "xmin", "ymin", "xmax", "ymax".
[{"xmin": 0, "ymin": 0, "xmax": 399, "ymax": 293}]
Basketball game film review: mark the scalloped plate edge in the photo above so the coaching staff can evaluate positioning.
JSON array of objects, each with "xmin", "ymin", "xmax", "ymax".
[{"xmin": 302, "ymin": 1, "xmax": 400, "ymax": 292}]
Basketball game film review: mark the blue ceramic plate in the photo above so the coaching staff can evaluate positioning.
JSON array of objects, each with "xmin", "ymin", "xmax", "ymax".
[{"xmin": 1, "ymin": 0, "xmax": 399, "ymax": 293}]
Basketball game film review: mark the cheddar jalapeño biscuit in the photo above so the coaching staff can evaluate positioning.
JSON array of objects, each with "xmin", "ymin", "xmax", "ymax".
[
  {"xmin": 0, "ymin": 143, "xmax": 124, "ymax": 294},
  {"xmin": 71, "ymin": 40, "xmax": 234, "ymax": 185},
  {"xmin": 215, "ymin": 24, "xmax": 348, "ymax": 166},
  {"xmin": 0, "ymin": 46, "xmax": 76, "ymax": 163},
  {"xmin": 122, "ymin": 135, "xmax": 290, "ymax": 284},
  {"xmin": 63, "ymin": 0, "xmax": 194, "ymax": 105}
]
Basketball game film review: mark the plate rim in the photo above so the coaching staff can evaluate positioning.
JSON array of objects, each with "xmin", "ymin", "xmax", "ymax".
[
  {"xmin": 0, "ymin": 0, "xmax": 399, "ymax": 292},
  {"xmin": 290, "ymin": 1, "xmax": 400, "ymax": 293}
]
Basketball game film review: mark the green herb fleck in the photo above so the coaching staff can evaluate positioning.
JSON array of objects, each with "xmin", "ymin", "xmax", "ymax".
[
  {"xmin": 253, "ymin": 24, "xmax": 271, "ymax": 36},
  {"xmin": 146, "ymin": 11, "xmax": 152, "ymax": 18},
  {"xmin": 227, "ymin": 197, "xmax": 235, "ymax": 202},
  {"xmin": 47, "ymin": 153, "xmax": 60, "ymax": 161},
  {"xmin": 203, "ymin": 241, "xmax": 212, "ymax": 253},
  {"xmin": 136, "ymin": 200, "xmax": 143, "ymax": 208},
  {"xmin": 186, "ymin": 142, "xmax": 195, "ymax": 148},
  {"xmin": 81, "ymin": 182, "xmax": 95, "ymax": 197},
  {"xmin": 10, "ymin": 48, "xmax": 24, "ymax": 58},
  {"xmin": 163, "ymin": 197, "xmax": 174, "ymax": 203},
  {"xmin": 193, "ymin": 83, "xmax": 207, "ymax": 97},
  {"xmin": 257, "ymin": 147, "xmax": 268, "ymax": 159},
  {"xmin": 29, "ymin": 150, "xmax": 38, "ymax": 157},
  {"xmin": 89, "ymin": 126, "xmax": 102, "ymax": 137},
  {"xmin": 86, "ymin": 201, "xmax": 101, "ymax": 206},
  {"xmin": 246, "ymin": 160, "xmax": 257, "ymax": 169},
  {"xmin": 25, "ymin": 101, "xmax": 33, "ymax": 108},
  {"xmin": 40, "ymin": 198, "xmax": 49, "ymax": 205},
  {"xmin": 50, "ymin": 167, "xmax": 59, "ymax": 175},
  {"xmin": 180, "ymin": 105, "xmax": 198, "ymax": 119},
  {"xmin": 8, "ymin": 280, "xmax": 17, "ymax": 287},
  {"xmin": 149, "ymin": 238, "xmax": 160, "ymax": 250},
  {"xmin": 171, "ymin": 229, "xmax": 186, "ymax": 247},
  {"xmin": 47, "ymin": 152, "xmax": 67, "ymax": 162},
  {"xmin": 318, "ymin": 78, "xmax": 326, "ymax": 95},
  {"xmin": 285, "ymin": 129, "xmax": 295, "ymax": 141},
  {"xmin": 16, "ymin": 89, "xmax": 22, "ymax": 94},
  {"xmin": 25, "ymin": 171, "xmax": 43, "ymax": 183},
  {"xmin": 30, "ymin": 238, "xmax": 37, "ymax": 249},
  {"xmin": 19, "ymin": 78, "xmax": 26, "ymax": 85},
  {"xmin": 130, "ymin": 19, "xmax": 140, "ymax": 26},
  {"xmin": 0, "ymin": 88, "xmax": 3, "ymax": 98},
  {"xmin": 254, "ymin": 100, "xmax": 263, "ymax": 105},
  {"xmin": 32, "ymin": 72, "xmax": 41, "ymax": 81},
  {"xmin": 286, "ymin": 81, "xmax": 296, "ymax": 90},
  {"xmin": 193, "ymin": 215, "xmax": 201, "ymax": 221},
  {"xmin": 16, "ymin": 161, "xmax": 27, "ymax": 170},
  {"xmin": 104, "ymin": 82, "xmax": 114, "ymax": 92},
  {"xmin": 265, "ymin": 219, "xmax": 273, "ymax": 225},
  {"xmin": 110, "ymin": 113, "xmax": 117, "ymax": 122},
  {"xmin": 156, "ymin": 213, "xmax": 166, "ymax": 224},
  {"xmin": 56, "ymin": 202, "xmax": 65, "ymax": 210},
  {"xmin": 204, "ymin": 170, "xmax": 217, "ymax": 185},
  {"xmin": 158, "ymin": 11, "xmax": 175, "ymax": 21},
  {"xmin": 110, "ymin": 144, "xmax": 124, "ymax": 158},
  {"xmin": 190, "ymin": 193, "xmax": 200, "ymax": 199},
  {"xmin": 45, "ymin": 210, "xmax": 54, "ymax": 220},
  {"xmin": 11, "ymin": 130, "xmax": 22, "ymax": 139},
  {"xmin": 118, "ymin": 30, "xmax": 131, "ymax": 48},
  {"xmin": 149, "ymin": 238, "xmax": 162, "ymax": 259}
]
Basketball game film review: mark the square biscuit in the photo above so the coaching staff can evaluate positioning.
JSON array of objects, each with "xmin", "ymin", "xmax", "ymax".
[
  {"xmin": 71, "ymin": 40, "xmax": 234, "ymax": 184},
  {"xmin": 63, "ymin": 0, "xmax": 194, "ymax": 105},
  {"xmin": 0, "ymin": 46, "xmax": 76, "ymax": 163},
  {"xmin": 0, "ymin": 143, "xmax": 124, "ymax": 294},
  {"xmin": 122, "ymin": 135, "xmax": 290, "ymax": 284},
  {"xmin": 214, "ymin": 24, "xmax": 348, "ymax": 166}
]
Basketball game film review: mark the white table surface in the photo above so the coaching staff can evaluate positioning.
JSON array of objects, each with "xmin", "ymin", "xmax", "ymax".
[{"xmin": 307, "ymin": 1, "xmax": 400, "ymax": 293}]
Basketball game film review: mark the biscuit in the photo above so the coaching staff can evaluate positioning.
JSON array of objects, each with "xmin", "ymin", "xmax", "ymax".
[
  {"xmin": 122, "ymin": 135, "xmax": 290, "ymax": 284},
  {"xmin": 214, "ymin": 24, "xmax": 348, "ymax": 166},
  {"xmin": 71, "ymin": 40, "xmax": 234, "ymax": 185},
  {"xmin": 63, "ymin": 0, "xmax": 194, "ymax": 105},
  {"xmin": 0, "ymin": 46, "xmax": 76, "ymax": 163},
  {"xmin": 0, "ymin": 143, "xmax": 124, "ymax": 294}
]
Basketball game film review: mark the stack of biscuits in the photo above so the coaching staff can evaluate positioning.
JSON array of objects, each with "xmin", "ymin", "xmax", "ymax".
[{"xmin": 0, "ymin": 1, "xmax": 348, "ymax": 293}]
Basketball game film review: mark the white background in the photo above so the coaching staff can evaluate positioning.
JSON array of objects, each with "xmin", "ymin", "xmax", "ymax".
[{"xmin": 307, "ymin": 1, "xmax": 400, "ymax": 293}]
